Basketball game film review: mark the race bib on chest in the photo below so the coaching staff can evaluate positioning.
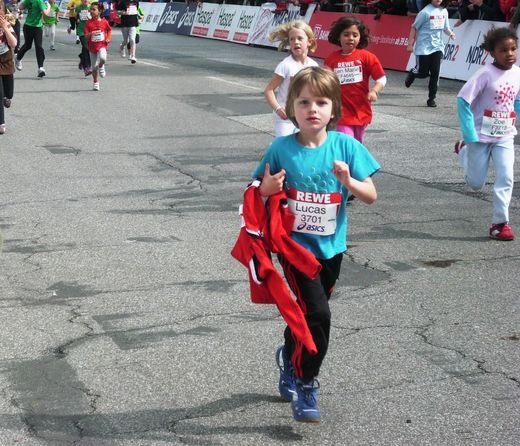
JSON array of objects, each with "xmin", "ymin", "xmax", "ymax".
[
  {"xmin": 481, "ymin": 110, "xmax": 516, "ymax": 137},
  {"xmin": 79, "ymin": 9, "xmax": 90, "ymax": 20},
  {"xmin": 48, "ymin": 10, "xmax": 56, "ymax": 18},
  {"xmin": 0, "ymin": 41, "xmax": 8, "ymax": 55},
  {"xmin": 0, "ymin": 31, "xmax": 8, "ymax": 55},
  {"xmin": 91, "ymin": 30, "xmax": 105, "ymax": 42},
  {"xmin": 287, "ymin": 187, "xmax": 342, "ymax": 236},
  {"xmin": 334, "ymin": 61, "xmax": 363, "ymax": 84},
  {"xmin": 429, "ymin": 14, "xmax": 444, "ymax": 29},
  {"xmin": 127, "ymin": 5, "xmax": 137, "ymax": 14}
]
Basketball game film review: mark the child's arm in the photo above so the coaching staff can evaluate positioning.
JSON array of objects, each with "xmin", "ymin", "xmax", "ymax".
[
  {"xmin": 456, "ymin": 97, "xmax": 479, "ymax": 143},
  {"xmin": 368, "ymin": 75, "xmax": 386, "ymax": 103},
  {"xmin": 332, "ymin": 161, "xmax": 377, "ymax": 204},
  {"xmin": 258, "ymin": 163, "xmax": 286, "ymax": 197},
  {"xmin": 444, "ymin": 11, "xmax": 456, "ymax": 39},
  {"xmin": 264, "ymin": 74, "xmax": 287, "ymax": 120},
  {"xmin": 0, "ymin": 16, "xmax": 17, "ymax": 48},
  {"xmin": 406, "ymin": 26, "xmax": 416, "ymax": 52}
]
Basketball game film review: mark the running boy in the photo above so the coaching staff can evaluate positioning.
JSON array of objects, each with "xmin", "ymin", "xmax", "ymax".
[
  {"xmin": 252, "ymin": 66, "xmax": 380, "ymax": 422},
  {"xmin": 455, "ymin": 26, "xmax": 520, "ymax": 241}
]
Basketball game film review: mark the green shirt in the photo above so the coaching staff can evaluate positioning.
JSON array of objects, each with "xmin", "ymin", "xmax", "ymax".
[
  {"xmin": 75, "ymin": 3, "xmax": 90, "ymax": 37},
  {"xmin": 23, "ymin": 0, "xmax": 47, "ymax": 28},
  {"xmin": 43, "ymin": 3, "xmax": 60, "ymax": 26}
]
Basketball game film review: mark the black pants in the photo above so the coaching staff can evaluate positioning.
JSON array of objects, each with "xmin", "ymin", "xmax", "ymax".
[
  {"xmin": 13, "ymin": 20, "xmax": 20, "ymax": 53},
  {"xmin": 69, "ymin": 17, "xmax": 77, "ymax": 30},
  {"xmin": 0, "ymin": 74, "xmax": 14, "ymax": 125},
  {"xmin": 409, "ymin": 51, "xmax": 442, "ymax": 100},
  {"xmin": 17, "ymin": 24, "xmax": 45, "ymax": 68},
  {"xmin": 79, "ymin": 36, "xmax": 90, "ymax": 69},
  {"xmin": 280, "ymin": 252, "xmax": 342, "ymax": 380}
]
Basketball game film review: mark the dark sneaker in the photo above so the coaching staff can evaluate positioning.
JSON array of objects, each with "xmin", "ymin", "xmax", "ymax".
[
  {"xmin": 275, "ymin": 346, "xmax": 296, "ymax": 402},
  {"xmin": 292, "ymin": 378, "xmax": 320, "ymax": 422},
  {"xmin": 454, "ymin": 140, "xmax": 465, "ymax": 154},
  {"xmin": 84, "ymin": 67, "xmax": 92, "ymax": 76},
  {"xmin": 3, "ymin": 98, "xmax": 11, "ymax": 108},
  {"xmin": 37, "ymin": 67, "xmax": 45, "ymax": 78},
  {"xmin": 427, "ymin": 99, "xmax": 437, "ymax": 108},
  {"xmin": 404, "ymin": 71, "xmax": 414, "ymax": 88},
  {"xmin": 489, "ymin": 223, "xmax": 515, "ymax": 241}
]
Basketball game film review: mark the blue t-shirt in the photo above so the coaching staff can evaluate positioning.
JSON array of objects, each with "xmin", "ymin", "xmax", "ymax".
[
  {"xmin": 412, "ymin": 4, "xmax": 451, "ymax": 55},
  {"xmin": 252, "ymin": 131, "xmax": 380, "ymax": 260}
]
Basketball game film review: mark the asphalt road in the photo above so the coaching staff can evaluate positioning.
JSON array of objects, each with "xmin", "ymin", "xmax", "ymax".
[{"xmin": 0, "ymin": 26, "xmax": 519, "ymax": 445}]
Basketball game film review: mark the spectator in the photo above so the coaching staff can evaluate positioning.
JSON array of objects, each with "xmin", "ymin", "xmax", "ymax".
[
  {"xmin": 455, "ymin": 0, "xmax": 505, "ymax": 26},
  {"xmin": 510, "ymin": 2, "xmax": 520, "ymax": 29},
  {"xmin": 499, "ymin": 0, "xmax": 517, "ymax": 21},
  {"xmin": 369, "ymin": 0, "xmax": 408, "ymax": 19}
]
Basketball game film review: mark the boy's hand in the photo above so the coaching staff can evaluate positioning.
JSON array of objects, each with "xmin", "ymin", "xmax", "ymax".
[
  {"xmin": 259, "ymin": 163, "xmax": 285, "ymax": 197},
  {"xmin": 332, "ymin": 160, "xmax": 351, "ymax": 187}
]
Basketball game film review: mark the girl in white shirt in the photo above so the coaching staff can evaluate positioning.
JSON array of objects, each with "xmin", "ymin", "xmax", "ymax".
[{"xmin": 264, "ymin": 20, "xmax": 318, "ymax": 137}]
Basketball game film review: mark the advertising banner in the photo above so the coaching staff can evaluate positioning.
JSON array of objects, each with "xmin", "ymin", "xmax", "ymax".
[
  {"xmin": 190, "ymin": 3, "xmax": 220, "ymax": 38},
  {"xmin": 249, "ymin": 4, "xmax": 316, "ymax": 48},
  {"xmin": 310, "ymin": 12, "xmax": 413, "ymax": 71},
  {"xmin": 207, "ymin": 5, "xmax": 259, "ymax": 44},
  {"xmin": 141, "ymin": 2, "xmax": 167, "ymax": 32},
  {"xmin": 155, "ymin": 2, "xmax": 196, "ymax": 35}
]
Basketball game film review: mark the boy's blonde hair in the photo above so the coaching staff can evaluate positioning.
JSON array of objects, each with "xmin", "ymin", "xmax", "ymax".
[
  {"xmin": 269, "ymin": 20, "xmax": 317, "ymax": 53},
  {"xmin": 285, "ymin": 66, "xmax": 342, "ymax": 131}
]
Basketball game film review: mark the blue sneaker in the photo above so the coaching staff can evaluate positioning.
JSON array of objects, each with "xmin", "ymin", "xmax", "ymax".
[
  {"xmin": 292, "ymin": 378, "xmax": 320, "ymax": 423},
  {"xmin": 275, "ymin": 346, "xmax": 296, "ymax": 402}
]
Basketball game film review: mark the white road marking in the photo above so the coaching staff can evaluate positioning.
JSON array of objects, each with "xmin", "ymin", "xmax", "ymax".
[
  {"xmin": 138, "ymin": 60, "xmax": 171, "ymax": 69},
  {"xmin": 206, "ymin": 76, "xmax": 262, "ymax": 91}
]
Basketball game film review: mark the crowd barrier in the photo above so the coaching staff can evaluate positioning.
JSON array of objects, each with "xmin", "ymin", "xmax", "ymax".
[{"xmin": 57, "ymin": 1, "xmax": 520, "ymax": 81}]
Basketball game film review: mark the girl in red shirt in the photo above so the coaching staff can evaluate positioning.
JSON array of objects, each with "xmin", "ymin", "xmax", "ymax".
[
  {"xmin": 84, "ymin": 1, "xmax": 111, "ymax": 91},
  {"xmin": 324, "ymin": 17, "xmax": 386, "ymax": 143}
]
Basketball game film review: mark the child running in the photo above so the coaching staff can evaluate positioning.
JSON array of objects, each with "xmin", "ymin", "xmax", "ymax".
[
  {"xmin": 0, "ymin": 0, "xmax": 17, "ymax": 134},
  {"xmin": 405, "ymin": 0, "xmax": 455, "ymax": 107},
  {"xmin": 76, "ymin": 0, "xmax": 92, "ymax": 76},
  {"xmin": 42, "ymin": 0, "xmax": 59, "ymax": 50},
  {"xmin": 116, "ymin": 0, "xmax": 139, "ymax": 63},
  {"xmin": 84, "ymin": 1, "xmax": 110, "ymax": 91},
  {"xmin": 264, "ymin": 20, "xmax": 318, "ymax": 137},
  {"xmin": 251, "ymin": 66, "xmax": 380, "ymax": 422},
  {"xmin": 15, "ymin": 0, "xmax": 51, "ymax": 77},
  {"xmin": 454, "ymin": 27, "xmax": 520, "ymax": 241},
  {"xmin": 324, "ymin": 17, "xmax": 386, "ymax": 144}
]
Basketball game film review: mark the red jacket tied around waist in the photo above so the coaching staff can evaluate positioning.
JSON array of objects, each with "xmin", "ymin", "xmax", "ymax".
[{"xmin": 231, "ymin": 180, "xmax": 321, "ymax": 355}]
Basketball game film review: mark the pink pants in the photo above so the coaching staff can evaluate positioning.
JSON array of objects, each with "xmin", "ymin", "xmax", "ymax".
[{"xmin": 336, "ymin": 124, "xmax": 366, "ymax": 143}]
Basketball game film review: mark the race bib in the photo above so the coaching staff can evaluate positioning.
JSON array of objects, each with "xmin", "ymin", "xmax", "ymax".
[
  {"xmin": 334, "ymin": 61, "xmax": 363, "ymax": 84},
  {"xmin": 481, "ymin": 110, "xmax": 516, "ymax": 137},
  {"xmin": 287, "ymin": 187, "xmax": 341, "ymax": 236},
  {"xmin": 0, "ymin": 41, "xmax": 8, "ymax": 55},
  {"xmin": 48, "ymin": 10, "xmax": 56, "ymax": 18},
  {"xmin": 79, "ymin": 9, "xmax": 90, "ymax": 20},
  {"xmin": 91, "ymin": 30, "xmax": 105, "ymax": 42},
  {"xmin": 429, "ymin": 14, "xmax": 444, "ymax": 30},
  {"xmin": 127, "ymin": 5, "xmax": 137, "ymax": 15}
]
